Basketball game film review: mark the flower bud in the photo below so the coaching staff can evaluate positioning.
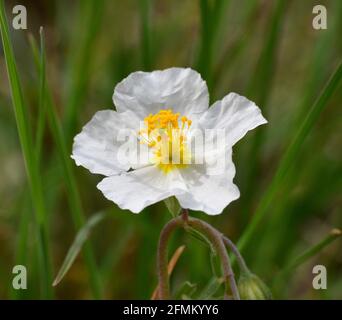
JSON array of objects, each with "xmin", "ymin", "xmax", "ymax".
[{"xmin": 238, "ymin": 273, "xmax": 272, "ymax": 300}]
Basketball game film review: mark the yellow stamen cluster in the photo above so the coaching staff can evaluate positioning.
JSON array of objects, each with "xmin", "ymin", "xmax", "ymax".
[
  {"xmin": 144, "ymin": 109, "xmax": 192, "ymax": 133},
  {"xmin": 139, "ymin": 109, "xmax": 192, "ymax": 174}
]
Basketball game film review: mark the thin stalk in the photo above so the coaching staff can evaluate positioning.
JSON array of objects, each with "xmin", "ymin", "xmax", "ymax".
[
  {"xmin": 272, "ymin": 229, "xmax": 341, "ymax": 294},
  {"xmin": 282, "ymin": 229, "xmax": 341, "ymax": 274},
  {"xmin": 187, "ymin": 217, "xmax": 240, "ymax": 300},
  {"xmin": 34, "ymin": 29, "xmax": 47, "ymax": 163},
  {"xmin": 157, "ymin": 216, "xmax": 183, "ymax": 299},
  {"xmin": 0, "ymin": 0, "xmax": 53, "ymax": 298},
  {"xmin": 238, "ymin": 61, "xmax": 342, "ymax": 253},
  {"xmin": 222, "ymin": 236, "xmax": 249, "ymax": 274},
  {"xmin": 157, "ymin": 210, "xmax": 240, "ymax": 300}
]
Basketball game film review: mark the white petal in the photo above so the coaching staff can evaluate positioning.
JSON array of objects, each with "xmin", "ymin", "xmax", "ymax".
[
  {"xmin": 199, "ymin": 92, "xmax": 267, "ymax": 147},
  {"xmin": 113, "ymin": 68, "xmax": 209, "ymax": 119},
  {"xmin": 176, "ymin": 150, "xmax": 240, "ymax": 215},
  {"xmin": 72, "ymin": 110, "xmax": 140, "ymax": 176},
  {"xmin": 97, "ymin": 166, "xmax": 187, "ymax": 213}
]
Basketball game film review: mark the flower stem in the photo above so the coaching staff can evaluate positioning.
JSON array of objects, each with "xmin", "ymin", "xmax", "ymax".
[
  {"xmin": 222, "ymin": 236, "xmax": 250, "ymax": 275},
  {"xmin": 181, "ymin": 208, "xmax": 189, "ymax": 222},
  {"xmin": 157, "ymin": 216, "xmax": 183, "ymax": 299},
  {"xmin": 186, "ymin": 217, "xmax": 240, "ymax": 300},
  {"xmin": 157, "ymin": 209, "xmax": 240, "ymax": 300}
]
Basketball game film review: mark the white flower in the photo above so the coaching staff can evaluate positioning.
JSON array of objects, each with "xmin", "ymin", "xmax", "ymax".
[{"xmin": 72, "ymin": 68, "xmax": 267, "ymax": 215}]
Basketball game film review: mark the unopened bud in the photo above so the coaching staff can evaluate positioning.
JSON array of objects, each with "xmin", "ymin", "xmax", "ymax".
[{"xmin": 238, "ymin": 273, "xmax": 272, "ymax": 300}]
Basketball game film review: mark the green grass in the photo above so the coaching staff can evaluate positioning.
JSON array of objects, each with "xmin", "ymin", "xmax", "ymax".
[
  {"xmin": 197, "ymin": 0, "xmax": 229, "ymax": 95},
  {"xmin": 33, "ymin": 30, "xmax": 47, "ymax": 162},
  {"xmin": 64, "ymin": 0, "xmax": 105, "ymax": 143},
  {"xmin": 237, "ymin": 60, "xmax": 342, "ymax": 252},
  {"xmin": 0, "ymin": 0, "xmax": 53, "ymax": 298},
  {"xmin": 241, "ymin": 0, "xmax": 288, "ymax": 217},
  {"xmin": 140, "ymin": 0, "xmax": 152, "ymax": 70},
  {"xmin": 30, "ymin": 29, "xmax": 103, "ymax": 299},
  {"xmin": 0, "ymin": 0, "xmax": 341, "ymax": 299},
  {"xmin": 282, "ymin": 229, "xmax": 341, "ymax": 274}
]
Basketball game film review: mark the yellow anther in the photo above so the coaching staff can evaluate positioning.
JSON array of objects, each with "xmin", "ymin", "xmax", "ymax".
[{"xmin": 139, "ymin": 108, "xmax": 192, "ymax": 174}]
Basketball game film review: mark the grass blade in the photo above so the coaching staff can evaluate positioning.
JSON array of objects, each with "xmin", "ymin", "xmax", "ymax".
[
  {"xmin": 140, "ymin": 0, "xmax": 152, "ymax": 70},
  {"xmin": 241, "ymin": 0, "xmax": 287, "ymax": 219},
  {"xmin": 213, "ymin": 0, "xmax": 258, "ymax": 91},
  {"xmin": 100, "ymin": 226, "xmax": 135, "ymax": 283},
  {"xmin": 197, "ymin": 0, "xmax": 229, "ymax": 95},
  {"xmin": 33, "ymin": 30, "xmax": 47, "ymax": 162},
  {"xmin": 30, "ymin": 28, "xmax": 104, "ymax": 298},
  {"xmin": 238, "ymin": 61, "xmax": 342, "ymax": 252},
  {"xmin": 53, "ymin": 212, "xmax": 107, "ymax": 287},
  {"xmin": 64, "ymin": 0, "xmax": 104, "ymax": 142},
  {"xmin": 0, "ymin": 0, "xmax": 53, "ymax": 298},
  {"xmin": 246, "ymin": 0, "xmax": 287, "ymax": 101},
  {"xmin": 250, "ymin": 2, "xmax": 342, "ymax": 273},
  {"xmin": 283, "ymin": 229, "xmax": 341, "ymax": 273},
  {"xmin": 10, "ymin": 189, "xmax": 31, "ymax": 299},
  {"xmin": 272, "ymin": 229, "xmax": 341, "ymax": 295}
]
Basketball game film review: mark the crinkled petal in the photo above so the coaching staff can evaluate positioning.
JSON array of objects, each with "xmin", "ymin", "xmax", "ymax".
[
  {"xmin": 113, "ymin": 68, "xmax": 209, "ymax": 120},
  {"xmin": 199, "ymin": 92, "xmax": 267, "ymax": 147},
  {"xmin": 176, "ymin": 150, "xmax": 240, "ymax": 215},
  {"xmin": 72, "ymin": 110, "xmax": 140, "ymax": 176},
  {"xmin": 97, "ymin": 166, "xmax": 187, "ymax": 213}
]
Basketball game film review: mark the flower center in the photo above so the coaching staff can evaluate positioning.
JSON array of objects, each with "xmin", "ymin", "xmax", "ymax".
[{"xmin": 139, "ymin": 109, "xmax": 192, "ymax": 174}]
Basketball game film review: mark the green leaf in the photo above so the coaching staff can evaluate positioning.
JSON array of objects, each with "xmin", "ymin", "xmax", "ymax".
[
  {"xmin": 185, "ymin": 226, "xmax": 220, "ymax": 277},
  {"xmin": 186, "ymin": 226, "xmax": 217, "ymax": 254},
  {"xmin": 164, "ymin": 196, "xmax": 181, "ymax": 217},
  {"xmin": 53, "ymin": 212, "xmax": 108, "ymax": 286},
  {"xmin": 174, "ymin": 281, "xmax": 197, "ymax": 300},
  {"xmin": 197, "ymin": 277, "xmax": 224, "ymax": 300},
  {"xmin": 209, "ymin": 251, "xmax": 221, "ymax": 279}
]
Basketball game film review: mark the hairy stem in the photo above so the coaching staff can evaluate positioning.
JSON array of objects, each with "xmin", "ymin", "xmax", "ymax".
[
  {"xmin": 157, "ymin": 209, "xmax": 240, "ymax": 300},
  {"xmin": 186, "ymin": 217, "xmax": 240, "ymax": 300},
  {"xmin": 157, "ymin": 216, "xmax": 183, "ymax": 299},
  {"xmin": 222, "ymin": 236, "xmax": 250, "ymax": 275}
]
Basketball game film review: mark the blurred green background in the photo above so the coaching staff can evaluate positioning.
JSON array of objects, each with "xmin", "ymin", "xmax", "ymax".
[{"xmin": 0, "ymin": 0, "xmax": 341, "ymax": 299}]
